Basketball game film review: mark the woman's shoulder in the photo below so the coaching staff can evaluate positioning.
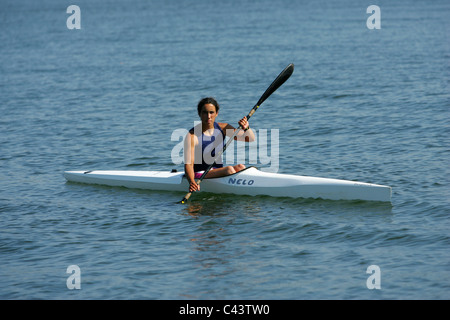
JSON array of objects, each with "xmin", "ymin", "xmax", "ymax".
[
  {"xmin": 188, "ymin": 123, "xmax": 202, "ymax": 135},
  {"xmin": 217, "ymin": 122, "xmax": 233, "ymax": 130}
]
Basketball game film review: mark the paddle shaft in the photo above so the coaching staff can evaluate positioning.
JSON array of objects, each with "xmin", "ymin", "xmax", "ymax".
[{"xmin": 181, "ymin": 63, "xmax": 294, "ymax": 203}]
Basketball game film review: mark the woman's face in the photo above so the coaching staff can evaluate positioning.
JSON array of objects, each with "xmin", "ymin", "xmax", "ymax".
[{"xmin": 200, "ymin": 103, "xmax": 218, "ymax": 126}]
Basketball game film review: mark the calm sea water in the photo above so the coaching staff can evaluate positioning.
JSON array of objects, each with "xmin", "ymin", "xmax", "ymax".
[{"xmin": 0, "ymin": 0, "xmax": 449, "ymax": 300}]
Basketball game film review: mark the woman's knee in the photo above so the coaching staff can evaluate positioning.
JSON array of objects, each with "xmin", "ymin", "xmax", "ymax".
[{"xmin": 225, "ymin": 166, "xmax": 237, "ymax": 175}]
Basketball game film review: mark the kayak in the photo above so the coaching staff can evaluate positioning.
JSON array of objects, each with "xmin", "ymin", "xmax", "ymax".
[{"xmin": 63, "ymin": 167, "xmax": 391, "ymax": 202}]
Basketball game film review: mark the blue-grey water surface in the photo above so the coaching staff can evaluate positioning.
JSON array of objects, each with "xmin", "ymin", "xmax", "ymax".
[{"xmin": 0, "ymin": 0, "xmax": 449, "ymax": 299}]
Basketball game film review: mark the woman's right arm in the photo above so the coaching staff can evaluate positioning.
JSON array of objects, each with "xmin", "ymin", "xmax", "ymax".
[{"xmin": 184, "ymin": 132, "xmax": 200, "ymax": 192}]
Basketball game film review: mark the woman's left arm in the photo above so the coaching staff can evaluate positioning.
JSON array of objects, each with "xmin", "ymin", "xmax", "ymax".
[{"xmin": 221, "ymin": 119, "xmax": 255, "ymax": 142}]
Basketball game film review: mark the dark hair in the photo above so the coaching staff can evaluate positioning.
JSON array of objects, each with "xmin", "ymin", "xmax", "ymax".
[{"xmin": 197, "ymin": 97, "xmax": 220, "ymax": 116}]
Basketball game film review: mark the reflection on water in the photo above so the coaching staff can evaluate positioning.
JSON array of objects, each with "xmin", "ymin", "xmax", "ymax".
[
  {"xmin": 178, "ymin": 194, "xmax": 393, "ymax": 298},
  {"xmin": 183, "ymin": 194, "xmax": 393, "ymax": 218},
  {"xmin": 181, "ymin": 199, "xmax": 261, "ymax": 285},
  {"xmin": 184, "ymin": 202, "xmax": 207, "ymax": 218}
]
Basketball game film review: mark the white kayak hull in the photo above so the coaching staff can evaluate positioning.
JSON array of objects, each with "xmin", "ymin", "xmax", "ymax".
[{"xmin": 63, "ymin": 167, "xmax": 391, "ymax": 202}]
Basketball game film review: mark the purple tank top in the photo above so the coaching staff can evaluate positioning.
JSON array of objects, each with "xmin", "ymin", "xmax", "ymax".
[{"xmin": 190, "ymin": 122, "xmax": 225, "ymax": 172}]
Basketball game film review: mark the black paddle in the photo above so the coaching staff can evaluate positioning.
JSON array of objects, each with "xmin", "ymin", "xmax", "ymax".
[{"xmin": 180, "ymin": 63, "xmax": 294, "ymax": 204}]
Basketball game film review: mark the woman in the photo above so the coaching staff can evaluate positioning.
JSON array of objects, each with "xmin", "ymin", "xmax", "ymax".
[{"xmin": 184, "ymin": 97, "xmax": 256, "ymax": 193}]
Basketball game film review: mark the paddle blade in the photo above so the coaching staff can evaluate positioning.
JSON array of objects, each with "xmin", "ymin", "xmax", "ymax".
[{"xmin": 257, "ymin": 63, "xmax": 294, "ymax": 107}]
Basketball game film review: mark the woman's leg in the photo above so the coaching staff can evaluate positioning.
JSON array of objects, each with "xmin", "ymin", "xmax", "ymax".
[{"xmin": 203, "ymin": 164, "xmax": 246, "ymax": 178}]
